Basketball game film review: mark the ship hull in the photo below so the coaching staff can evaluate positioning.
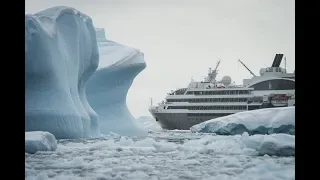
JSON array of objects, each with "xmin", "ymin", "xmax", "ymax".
[
  {"xmin": 150, "ymin": 105, "xmax": 293, "ymax": 130},
  {"xmin": 149, "ymin": 112, "xmax": 227, "ymax": 130}
]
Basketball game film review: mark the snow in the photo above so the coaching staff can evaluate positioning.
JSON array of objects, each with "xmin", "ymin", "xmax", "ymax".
[
  {"xmin": 25, "ymin": 131, "xmax": 57, "ymax": 154},
  {"xmin": 25, "ymin": 6, "xmax": 100, "ymax": 139},
  {"xmin": 191, "ymin": 107, "xmax": 295, "ymax": 135},
  {"xmin": 86, "ymin": 28, "xmax": 147, "ymax": 136},
  {"xmin": 135, "ymin": 116, "xmax": 162, "ymax": 131},
  {"xmin": 25, "ymin": 131, "xmax": 294, "ymax": 179}
]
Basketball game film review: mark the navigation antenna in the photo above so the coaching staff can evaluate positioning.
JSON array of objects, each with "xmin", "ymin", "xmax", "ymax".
[
  {"xmin": 284, "ymin": 56, "xmax": 287, "ymax": 69},
  {"xmin": 238, "ymin": 59, "xmax": 256, "ymax": 77}
]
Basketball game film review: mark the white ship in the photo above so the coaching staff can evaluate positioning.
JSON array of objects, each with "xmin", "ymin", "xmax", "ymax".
[{"xmin": 149, "ymin": 54, "xmax": 295, "ymax": 130}]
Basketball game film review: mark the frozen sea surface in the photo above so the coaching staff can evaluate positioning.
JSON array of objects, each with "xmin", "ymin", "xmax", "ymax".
[{"xmin": 25, "ymin": 131, "xmax": 294, "ymax": 180}]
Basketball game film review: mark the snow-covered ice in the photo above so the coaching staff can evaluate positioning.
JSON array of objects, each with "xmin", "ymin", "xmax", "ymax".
[
  {"xmin": 86, "ymin": 28, "xmax": 147, "ymax": 136},
  {"xmin": 241, "ymin": 132, "xmax": 294, "ymax": 156},
  {"xmin": 25, "ymin": 131, "xmax": 294, "ymax": 180},
  {"xmin": 25, "ymin": 6, "xmax": 100, "ymax": 139},
  {"xmin": 25, "ymin": 131, "xmax": 57, "ymax": 154},
  {"xmin": 191, "ymin": 107, "xmax": 295, "ymax": 135},
  {"xmin": 135, "ymin": 116, "xmax": 162, "ymax": 131}
]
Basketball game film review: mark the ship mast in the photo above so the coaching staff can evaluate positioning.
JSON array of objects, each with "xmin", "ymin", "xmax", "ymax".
[
  {"xmin": 207, "ymin": 59, "xmax": 221, "ymax": 82},
  {"xmin": 238, "ymin": 59, "xmax": 256, "ymax": 77}
]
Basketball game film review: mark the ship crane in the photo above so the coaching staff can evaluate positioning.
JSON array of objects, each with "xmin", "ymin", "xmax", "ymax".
[
  {"xmin": 214, "ymin": 59, "xmax": 221, "ymax": 72},
  {"xmin": 238, "ymin": 59, "xmax": 256, "ymax": 77},
  {"xmin": 206, "ymin": 58, "xmax": 221, "ymax": 82}
]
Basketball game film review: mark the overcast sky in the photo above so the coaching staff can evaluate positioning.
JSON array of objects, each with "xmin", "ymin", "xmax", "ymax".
[{"xmin": 26, "ymin": 0, "xmax": 295, "ymax": 118}]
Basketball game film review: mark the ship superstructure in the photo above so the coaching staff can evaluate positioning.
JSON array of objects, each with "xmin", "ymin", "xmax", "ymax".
[{"xmin": 149, "ymin": 54, "xmax": 295, "ymax": 130}]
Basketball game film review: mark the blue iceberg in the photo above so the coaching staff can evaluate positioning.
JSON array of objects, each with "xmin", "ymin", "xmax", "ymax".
[
  {"xmin": 25, "ymin": 6, "xmax": 100, "ymax": 139},
  {"xmin": 86, "ymin": 29, "xmax": 147, "ymax": 136},
  {"xmin": 25, "ymin": 6, "xmax": 147, "ymax": 138}
]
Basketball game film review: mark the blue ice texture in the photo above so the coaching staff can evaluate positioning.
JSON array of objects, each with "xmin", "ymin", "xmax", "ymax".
[
  {"xmin": 190, "ymin": 107, "xmax": 295, "ymax": 135},
  {"xmin": 25, "ymin": 6, "xmax": 146, "ymax": 139},
  {"xmin": 86, "ymin": 30, "xmax": 147, "ymax": 136}
]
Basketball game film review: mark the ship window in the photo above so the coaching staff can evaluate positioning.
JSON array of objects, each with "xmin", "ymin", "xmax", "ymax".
[
  {"xmin": 249, "ymin": 79, "xmax": 295, "ymax": 90},
  {"xmin": 248, "ymin": 105, "xmax": 260, "ymax": 110}
]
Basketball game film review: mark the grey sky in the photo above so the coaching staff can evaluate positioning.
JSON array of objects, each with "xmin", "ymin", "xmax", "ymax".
[{"xmin": 26, "ymin": 0, "xmax": 295, "ymax": 118}]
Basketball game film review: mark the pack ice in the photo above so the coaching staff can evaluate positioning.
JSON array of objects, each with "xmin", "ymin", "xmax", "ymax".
[
  {"xmin": 25, "ymin": 6, "xmax": 100, "ymax": 139},
  {"xmin": 190, "ymin": 107, "xmax": 295, "ymax": 135},
  {"xmin": 86, "ymin": 29, "xmax": 147, "ymax": 136}
]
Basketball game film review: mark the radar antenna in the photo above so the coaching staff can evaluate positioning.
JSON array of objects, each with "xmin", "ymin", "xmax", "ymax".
[{"xmin": 238, "ymin": 59, "xmax": 256, "ymax": 77}]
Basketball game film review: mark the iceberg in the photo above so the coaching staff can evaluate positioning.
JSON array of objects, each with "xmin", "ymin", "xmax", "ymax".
[
  {"xmin": 25, "ymin": 131, "xmax": 57, "ymax": 154},
  {"xmin": 190, "ymin": 107, "xmax": 295, "ymax": 135},
  {"xmin": 86, "ymin": 29, "xmax": 147, "ymax": 136},
  {"xmin": 25, "ymin": 6, "xmax": 100, "ymax": 139}
]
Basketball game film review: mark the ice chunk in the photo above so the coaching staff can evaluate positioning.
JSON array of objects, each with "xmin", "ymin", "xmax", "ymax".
[
  {"xmin": 135, "ymin": 116, "xmax": 162, "ymax": 131},
  {"xmin": 25, "ymin": 6, "xmax": 100, "ymax": 139},
  {"xmin": 153, "ymin": 141, "xmax": 177, "ymax": 152},
  {"xmin": 25, "ymin": 131, "xmax": 57, "ymax": 154},
  {"xmin": 241, "ymin": 132, "xmax": 295, "ymax": 156},
  {"xmin": 86, "ymin": 29, "xmax": 147, "ymax": 136},
  {"xmin": 190, "ymin": 107, "xmax": 295, "ymax": 135}
]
